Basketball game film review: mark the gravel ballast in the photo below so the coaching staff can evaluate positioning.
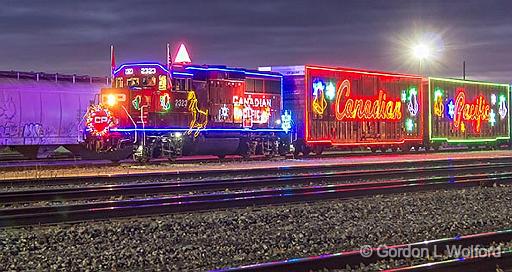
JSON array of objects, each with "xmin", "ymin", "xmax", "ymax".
[{"xmin": 1, "ymin": 186, "xmax": 512, "ymax": 271}]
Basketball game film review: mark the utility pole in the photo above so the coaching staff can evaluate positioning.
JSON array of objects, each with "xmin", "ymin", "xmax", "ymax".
[{"xmin": 463, "ymin": 61, "xmax": 466, "ymax": 80}]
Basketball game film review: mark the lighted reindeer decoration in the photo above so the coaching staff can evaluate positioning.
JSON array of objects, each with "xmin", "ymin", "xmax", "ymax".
[{"xmin": 187, "ymin": 90, "xmax": 209, "ymax": 137}]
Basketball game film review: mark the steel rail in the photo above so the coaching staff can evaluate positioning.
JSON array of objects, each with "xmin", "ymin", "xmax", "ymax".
[
  {"xmin": 2, "ymin": 156, "xmax": 511, "ymax": 188},
  {"xmin": 0, "ymin": 153, "xmax": 512, "ymax": 186},
  {"xmin": 1, "ymin": 171, "xmax": 511, "ymax": 227},
  {"xmin": 219, "ymin": 230, "xmax": 512, "ymax": 272},
  {"xmin": 1, "ymin": 162, "xmax": 511, "ymax": 204}
]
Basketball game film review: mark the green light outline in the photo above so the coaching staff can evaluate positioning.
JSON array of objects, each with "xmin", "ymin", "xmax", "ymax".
[
  {"xmin": 428, "ymin": 77, "xmax": 511, "ymax": 144},
  {"xmin": 429, "ymin": 77, "xmax": 510, "ymax": 88}
]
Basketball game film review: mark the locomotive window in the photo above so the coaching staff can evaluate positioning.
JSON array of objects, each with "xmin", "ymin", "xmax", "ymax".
[
  {"xmin": 158, "ymin": 75, "xmax": 167, "ymax": 90},
  {"xmin": 264, "ymin": 80, "xmax": 281, "ymax": 94},
  {"xmin": 174, "ymin": 78, "xmax": 189, "ymax": 91},
  {"xmin": 127, "ymin": 77, "xmax": 140, "ymax": 87},
  {"xmin": 246, "ymin": 79, "xmax": 255, "ymax": 92},
  {"xmin": 254, "ymin": 79, "xmax": 263, "ymax": 93},
  {"xmin": 115, "ymin": 77, "xmax": 124, "ymax": 88},
  {"xmin": 142, "ymin": 76, "xmax": 156, "ymax": 87}
]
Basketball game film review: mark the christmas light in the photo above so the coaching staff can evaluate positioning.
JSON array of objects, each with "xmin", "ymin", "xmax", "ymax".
[
  {"xmin": 312, "ymin": 79, "xmax": 327, "ymax": 115},
  {"xmin": 407, "ymin": 89, "xmax": 419, "ymax": 116},
  {"xmin": 429, "ymin": 77, "xmax": 510, "ymax": 143},
  {"xmin": 446, "ymin": 99, "xmax": 455, "ymax": 120},
  {"xmin": 132, "ymin": 95, "xmax": 142, "ymax": 110},
  {"xmin": 218, "ymin": 104, "xmax": 229, "ymax": 120},
  {"xmin": 186, "ymin": 90, "xmax": 208, "ymax": 136},
  {"xmin": 405, "ymin": 119, "xmax": 414, "ymax": 132},
  {"xmin": 85, "ymin": 104, "xmax": 115, "ymax": 137},
  {"xmin": 499, "ymin": 95, "xmax": 508, "ymax": 120},
  {"xmin": 452, "ymin": 92, "xmax": 490, "ymax": 133},
  {"xmin": 433, "ymin": 95, "xmax": 444, "ymax": 117},
  {"xmin": 160, "ymin": 93, "xmax": 171, "ymax": 111},
  {"xmin": 174, "ymin": 43, "xmax": 192, "ymax": 63},
  {"xmin": 325, "ymin": 82, "xmax": 336, "ymax": 100},
  {"xmin": 281, "ymin": 110, "xmax": 292, "ymax": 133},
  {"xmin": 335, "ymin": 80, "xmax": 402, "ymax": 121},
  {"xmin": 489, "ymin": 109, "xmax": 496, "ymax": 126}
]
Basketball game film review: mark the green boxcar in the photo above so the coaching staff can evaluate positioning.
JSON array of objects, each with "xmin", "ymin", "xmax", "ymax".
[{"xmin": 428, "ymin": 77, "xmax": 510, "ymax": 147}]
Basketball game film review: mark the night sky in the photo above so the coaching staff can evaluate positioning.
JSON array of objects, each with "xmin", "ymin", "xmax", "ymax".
[{"xmin": 1, "ymin": 0, "xmax": 511, "ymax": 82}]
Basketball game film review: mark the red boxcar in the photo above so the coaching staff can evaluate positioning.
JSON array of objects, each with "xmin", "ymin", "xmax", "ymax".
[{"xmin": 272, "ymin": 65, "xmax": 425, "ymax": 155}]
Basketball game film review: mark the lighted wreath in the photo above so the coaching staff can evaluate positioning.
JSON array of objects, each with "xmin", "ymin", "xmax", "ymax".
[{"xmin": 85, "ymin": 104, "xmax": 116, "ymax": 137}]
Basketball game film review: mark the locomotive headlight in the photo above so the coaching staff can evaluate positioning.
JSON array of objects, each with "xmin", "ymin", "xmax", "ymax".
[
  {"xmin": 174, "ymin": 132, "xmax": 182, "ymax": 138},
  {"xmin": 106, "ymin": 94, "xmax": 117, "ymax": 107}
]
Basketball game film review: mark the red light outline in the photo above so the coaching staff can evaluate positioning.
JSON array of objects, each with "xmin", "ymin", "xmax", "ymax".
[{"xmin": 304, "ymin": 65, "xmax": 424, "ymax": 147}]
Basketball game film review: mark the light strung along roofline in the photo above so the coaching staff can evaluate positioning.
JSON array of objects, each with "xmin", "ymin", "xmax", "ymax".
[
  {"xmin": 306, "ymin": 65, "xmax": 423, "ymax": 79},
  {"xmin": 185, "ymin": 66, "xmax": 282, "ymax": 78},
  {"xmin": 429, "ymin": 77, "xmax": 510, "ymax": 88},
  {"xmin": 111, "ymin": 128, "xmax": 286, "ymax": 132}
]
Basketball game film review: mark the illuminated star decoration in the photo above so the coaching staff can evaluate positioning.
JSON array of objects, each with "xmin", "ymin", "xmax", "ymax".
[
  {"xmin": 447, "ymin": 100, "xmax": 455, "ymax": 120},
  {"xmin": 325, "ymin": 82, "xmax": 336, "ymax": 100},
  {"xmin": 491, "ymin": 94, "xmax": 497, "ymax": 105},
  {"xmin": 405, "ymin": 119, "xmax": 414, "ymax": 132},
  {"xmin": 499, "ymin": 95, "xmax": 508, "ymax": 120},
  {"xmin": 218, "ymin": 104, "xmax": 229, "ymax": 120},
  {"xmin": 401, "ymin": 90, "xmax": 407, "ymax": 102},
  {"xmin": 489, "ymin": 109, "xmax": 496, "ymax": 126}
]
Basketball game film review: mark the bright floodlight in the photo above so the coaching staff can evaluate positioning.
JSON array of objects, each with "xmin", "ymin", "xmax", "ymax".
[{"xmin": 412, "ymin": 43, "xmax": 431, "ymax": 60}]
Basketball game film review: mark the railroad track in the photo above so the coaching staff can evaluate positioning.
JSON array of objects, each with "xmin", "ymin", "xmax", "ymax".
[
  {"xmin": 1, "ymin": 167, "xmax": 511, "ymax": 227},
  {"xmin": 3, "ymin": 155, "xmax": 512, "ymax": 188},
  {"xmin": 0, "ymin": 147, "xmax": 499, "ymax": 173},
  {"xmin": 220, "ymin": 230, "xmax": 512, "ymax": 272},
  {"xmin": 1, "ymin": 161, "xmax": 512, "ymax": 203}
]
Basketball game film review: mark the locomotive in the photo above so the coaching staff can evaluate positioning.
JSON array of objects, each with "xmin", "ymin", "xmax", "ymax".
[{"xmin": 83, "ymin": 45, "xmax": 290, "ymax": 162}]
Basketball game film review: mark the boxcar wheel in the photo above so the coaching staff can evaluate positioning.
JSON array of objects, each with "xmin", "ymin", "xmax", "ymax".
[{"xmin": 302, "ymin": 146, "xmax": 311, "ymax": 157}]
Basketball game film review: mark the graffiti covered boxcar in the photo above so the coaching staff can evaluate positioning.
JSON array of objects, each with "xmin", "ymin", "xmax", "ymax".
[
  {"xmin": 0, "ymin": 71, "xmax": 106, "ymax": 158},
  {"xmin": 271, "ymin": 65, "xmax": 424, "ymax": 155},
  {"xmin": 428, "ymin": 77, "xmax": 510, "ymax": 147}
]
